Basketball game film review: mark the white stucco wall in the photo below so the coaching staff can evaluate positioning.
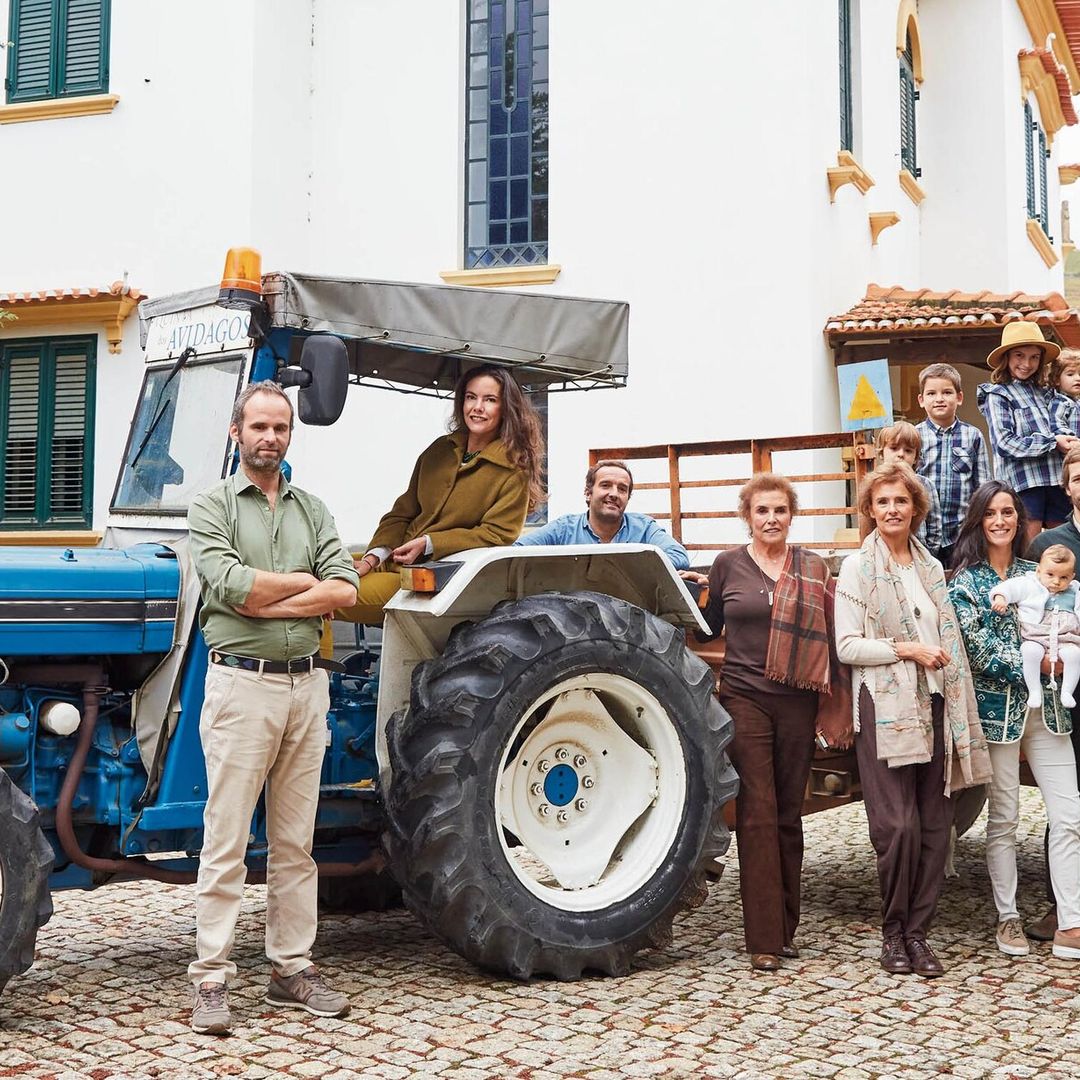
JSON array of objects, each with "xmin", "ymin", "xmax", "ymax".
[{"xmin": 0, "ymin": 0, "xmax": 1074, "ymax": 547}]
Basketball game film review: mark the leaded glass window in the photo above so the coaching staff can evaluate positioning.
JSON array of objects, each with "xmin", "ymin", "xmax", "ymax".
[{"xmin": 464, "ymin": 0, "xmax": 549, "ymax": 269}]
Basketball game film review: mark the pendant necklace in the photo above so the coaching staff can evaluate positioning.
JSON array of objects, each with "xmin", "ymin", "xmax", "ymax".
[{"xmin": 748, "ymin": 545, "xmax": 782, "ymax": 607}]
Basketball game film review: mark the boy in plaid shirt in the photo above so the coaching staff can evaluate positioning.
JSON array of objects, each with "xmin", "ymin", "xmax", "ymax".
[{"xmin": 916, "ymin": 362, "xmax": 991, "ymax": 568}]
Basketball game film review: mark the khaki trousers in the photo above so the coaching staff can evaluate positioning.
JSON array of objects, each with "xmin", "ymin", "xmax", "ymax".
[{"xmin": 188, "ymin": 663, "xmax": 329, "ymax": 986}]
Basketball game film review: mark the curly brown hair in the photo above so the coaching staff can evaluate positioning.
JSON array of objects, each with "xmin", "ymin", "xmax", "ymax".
[
  {"xmin": 450, "ymin": 365, "xmax": 546, "ymax": 511},
  {"xmin": 857, "ymin": 461, "xmax": 929, "ymax": 528}
]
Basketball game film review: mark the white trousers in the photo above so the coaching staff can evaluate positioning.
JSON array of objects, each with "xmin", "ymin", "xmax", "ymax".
[
  {"xmin": 188, "ymin": 664, "xmax": 330, "ymax": 985},
  {"xmin": 986, "ymin": 720, "xmax": 1080, "ymax": 930}
]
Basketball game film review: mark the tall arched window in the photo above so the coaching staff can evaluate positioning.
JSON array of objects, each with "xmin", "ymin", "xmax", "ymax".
[
  {"xmin": 839, "ymin": 0, "xmax": 854, "ymax": 151},
  {"xmin": 464, "ymin": 0, "xmax": 549, "ymax": 269},
  {"xmin": 899, "ymin": 30, "xmax": 919, "ymax": 178}
]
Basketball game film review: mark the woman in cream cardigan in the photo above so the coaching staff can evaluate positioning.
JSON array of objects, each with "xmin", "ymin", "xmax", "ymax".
[
  {"xmin": 835, "ymin": 462, "xmax": 991, "ymax": 978},
  {"xmin": 339, "ymin": 364, "xmax": 545, "ymax": 624}
]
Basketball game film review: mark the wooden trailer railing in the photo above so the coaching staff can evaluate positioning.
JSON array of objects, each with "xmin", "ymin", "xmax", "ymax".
[{"xmin": 588, "ymin": 430, "xmax": 876, "ymax": 554}]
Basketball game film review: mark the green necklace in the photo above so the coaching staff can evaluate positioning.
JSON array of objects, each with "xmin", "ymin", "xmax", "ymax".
[{"xmin": 462, "ymin": 449, "xmax": 481, "ymax": 464}]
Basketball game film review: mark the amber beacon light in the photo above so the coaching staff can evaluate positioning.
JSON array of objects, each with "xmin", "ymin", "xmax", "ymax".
[{"xmin": 218, "ymin": 247, "xmax": 263, "ymax": 310}]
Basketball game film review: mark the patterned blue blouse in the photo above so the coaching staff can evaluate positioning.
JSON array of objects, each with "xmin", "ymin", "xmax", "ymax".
[{"xmin": 949, "ymin": 559, "xmax": 1071, "ymax": 743}]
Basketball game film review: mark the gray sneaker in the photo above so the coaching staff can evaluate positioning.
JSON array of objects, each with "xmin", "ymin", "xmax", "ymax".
[
  {"xmin": 191, "ymin": 981, "xmax": 231, "ymax": 1034},
  {"xmin": 266, "ymin": 966, "xmax": 349, "ymax": 1018}
]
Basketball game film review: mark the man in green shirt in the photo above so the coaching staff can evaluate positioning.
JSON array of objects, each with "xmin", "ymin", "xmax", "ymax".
[{"xmin": 187, "ymin": 381, "xmax": 358, "ymax": 1034}]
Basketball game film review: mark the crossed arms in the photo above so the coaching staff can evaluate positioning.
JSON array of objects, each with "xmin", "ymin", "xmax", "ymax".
[{"xmin": 234, "ymin": 571, "xmax": 357, "ymax": 619}]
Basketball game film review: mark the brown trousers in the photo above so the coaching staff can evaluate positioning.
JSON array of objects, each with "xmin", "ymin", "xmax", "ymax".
[
  {"xmin": 855, "ymin": 685, "xmax": 953, "ymax": 941},
  {"xmin": 721, "ymin": 688, "xmax": 818, "ymax": 954}
]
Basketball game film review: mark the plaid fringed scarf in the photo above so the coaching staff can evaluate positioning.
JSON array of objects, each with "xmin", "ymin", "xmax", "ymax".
[{"xmin": 764, "ymin": 546, "xmax": 833, "ymax": 692}]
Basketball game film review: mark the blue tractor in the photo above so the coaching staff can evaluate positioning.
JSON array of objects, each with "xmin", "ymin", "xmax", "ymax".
[{"xmin": 0, "ymin": 254, "xmax": 737, "ymax": 993}]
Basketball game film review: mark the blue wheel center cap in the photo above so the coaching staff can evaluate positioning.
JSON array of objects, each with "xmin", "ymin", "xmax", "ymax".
[{"xmin": 544, "ymin": 763, "xmax": 579, "ymax": 806}]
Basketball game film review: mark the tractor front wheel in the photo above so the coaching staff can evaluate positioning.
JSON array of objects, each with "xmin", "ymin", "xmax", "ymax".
[{"xmin": 0, "ymin": 768, "xmax": 54, "ymax": 995}]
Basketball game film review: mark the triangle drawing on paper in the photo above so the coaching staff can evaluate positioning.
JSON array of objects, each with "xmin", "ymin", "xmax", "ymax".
[{"xmin": 847, "ymin": 375, "xmax": 887, "ymax": 421}]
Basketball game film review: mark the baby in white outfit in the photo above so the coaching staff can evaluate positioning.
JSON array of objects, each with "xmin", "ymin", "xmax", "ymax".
[{"xmin": 990, "ymin": 545, "xmax": 1080, "ymax": 709}]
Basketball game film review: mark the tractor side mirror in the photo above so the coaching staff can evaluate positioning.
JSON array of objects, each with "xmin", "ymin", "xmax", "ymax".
[{"xmin": 280, "ymin": 336, "xmax": 349, "ymax": 425}]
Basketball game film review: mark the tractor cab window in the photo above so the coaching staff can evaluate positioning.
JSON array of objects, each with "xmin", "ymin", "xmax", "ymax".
[{"xmin": 112, "ymin": 355, "xmax": 245, "ymax": 514}]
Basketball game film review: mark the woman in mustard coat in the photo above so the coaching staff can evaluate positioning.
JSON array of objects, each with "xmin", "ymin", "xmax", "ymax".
[{"xmin": 340, "ymin": 364, "xmax": 545, "ymax": 623}]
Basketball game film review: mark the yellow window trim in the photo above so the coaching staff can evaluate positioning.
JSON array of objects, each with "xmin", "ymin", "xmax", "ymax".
[
  {"xmin": 895, "ymin": 0, "xmax": 923, "ymax": 83},
  {"xmin": 1017, "ymin": 0, "xmax": 1080, "ymax": 94},
  {"xmin": 0, "ymin": 294, "xmax": 138, "ymax": 354},
  {"xmin": 1020, "ymin": 54, "xmax": 1067, "ymax": 141},
  {"xmin": 0, "ymin": 94, "xmax": 119, "ymax": 125},
  {"xmin": 0, "ymin": 530, "xmax": 102, "ymax": 547},
  {"xmin": 869, "ymin": 211, "xmax": 901, "ymax": 246},
  {"xmin": 439, "ymin": 265, "xmax": 562, "ymax": 288},
  {"xmin": 1027, "ymin": 218, "xmax": 1059, "ymax": 267},
  {"xmin": 827, "ymin": 150, "xmax": 875, "ymax": 202},
  {"xmin": 1060, "ymin": 164, "xmax": 1080, "ymax": 185},
  {"xmin": 899, "ymin": 168, "xmax": 926, "ymax": 205}
]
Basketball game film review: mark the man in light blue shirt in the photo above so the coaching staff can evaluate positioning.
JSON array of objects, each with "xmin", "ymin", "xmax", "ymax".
[{"xmin": 514, "ymin": 459, "xmax": 691, "ymax": 571}]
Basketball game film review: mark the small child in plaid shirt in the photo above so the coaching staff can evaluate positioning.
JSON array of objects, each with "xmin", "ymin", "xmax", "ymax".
[
  {"xmin": 979, "ymin": 323, "xmax": 1078, "ymax": 547},
  {"xmin": 915, "ymin": 362, "xmax": 991, "ymax": 568},
  {"xmin": 875, "ymin": 421, "xmax": 945, "ymax": 559},
  {"xmin": 1048, "ymin": 348, "xmax": 1080, "ymax": 443}
]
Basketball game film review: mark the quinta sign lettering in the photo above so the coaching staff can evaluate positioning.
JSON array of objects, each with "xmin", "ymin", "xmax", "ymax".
[{"xmin": 144, "ymin": 305, "xmax": 254, "ymax": 361}]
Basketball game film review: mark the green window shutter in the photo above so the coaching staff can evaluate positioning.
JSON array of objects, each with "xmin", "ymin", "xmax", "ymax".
[
  {"xmin": 838, "ymin": 0, "xmax": 853, "ymax": 151},
  {"xmin": 1025, "ymin": 102, "xmax": 1037, "ymax": 220},
  {"xmin": 5, "ymin": 0, "xmax": 109, "ymax": 104},
  {"xmin": 50, "ymin": 350, "xmax": 90, "ymax": 517},
  {"xmin": 58, "ymin": 0, "xmax": 109, "ymax": 96},
  {"xmin": 899, "ymin": 35, "xmax": 919, "ymax": 178},
  {"xmin": 0, "ymin": 336, "xmax": 94, "ymax": 529},
  {"xmin": 6, "ymin": 0, "xmax": 56, "ymax": 103},
  {"xmin": 1039, "ymin": 126, "xmax": 1051, "ymax": 239},
  {"xmin": 2, "ymin": 352, "xmax": 43, "ymax": 521}
]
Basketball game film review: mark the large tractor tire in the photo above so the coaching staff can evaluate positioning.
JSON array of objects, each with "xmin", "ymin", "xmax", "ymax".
[
  {"xmin": 0, "ymin": 768, "xmax": 54, "ymax": 995},
  {"xmin": 384, "ymin": 591, "xmax": 738, "ymax": 980}
]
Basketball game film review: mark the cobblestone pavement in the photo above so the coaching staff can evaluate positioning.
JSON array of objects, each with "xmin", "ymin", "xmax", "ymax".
[{"xmin": 2, "ymin": 789, "xmax": 1079, "ymax": 1079}]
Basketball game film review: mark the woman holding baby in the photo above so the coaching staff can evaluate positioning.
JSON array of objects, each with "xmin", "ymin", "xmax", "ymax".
[{"xmin": 949, "ymin": 480, "xmax": 1080, "ymax": 961}]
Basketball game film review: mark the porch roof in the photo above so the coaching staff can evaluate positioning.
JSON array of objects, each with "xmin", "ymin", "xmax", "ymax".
[
  {"xmin": 824, "ymin": 284, "xmax": 1080, "ymax": 367},
  {"xmin": 0, "ymin": 281, "xmax": 147, "ymax": 354}
]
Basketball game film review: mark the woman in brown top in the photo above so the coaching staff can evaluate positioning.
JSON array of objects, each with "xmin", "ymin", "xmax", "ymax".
[{"xmin": 702, "ymin": 473, "xmax": 848, "ymax": 971}]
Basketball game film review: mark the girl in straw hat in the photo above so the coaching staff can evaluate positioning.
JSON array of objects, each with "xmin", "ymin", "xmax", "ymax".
[{"xmin": 978, "ymin": 322, "xmax": 1078, "ymax": 546}]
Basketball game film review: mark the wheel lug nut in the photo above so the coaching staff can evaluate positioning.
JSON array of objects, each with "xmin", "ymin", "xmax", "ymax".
[
  {"xmin": 557, "ymin": 810, "xmax": 568, "ymax": 823},
  {"xmin": 576, "ymin": 799, "xmax": 588, "ymax": 812},
  {"xmin": 538, "ymin": 803, "xmax": 551, "ymax": 816},
  {"xmin": 555, "ymin": 747, "xmax": 568, "ymax": 761},
  {"xmin": 582, "ymin": 776, "xmax": 594, "ymax": 788},
  {"xmin": 573, "ymin": 754, "xmax": 586, "ymax": 767},
  {"xmin": 537, "ymin": 759, "xmax": 550, "ymax": 773},
  {"xmin": 530, "ymin": 783, "xmax": 542, "ymax": 796}
]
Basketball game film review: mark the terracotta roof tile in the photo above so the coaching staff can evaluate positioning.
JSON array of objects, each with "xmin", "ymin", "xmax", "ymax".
[
  {"xmin": 1054, "ymin": 1, "xmax": 1080, "ymax": 87},
  {"xmin": 825, "ymin": 285, "xmax": 1080, "ymax": 337},
  {"xmin": 1019, "ymin": 46, "xmax": 1078, "ymax": 124},
  {"xmin": 0, "ymin": 282, "xmax": 146, "ymax": 305}
]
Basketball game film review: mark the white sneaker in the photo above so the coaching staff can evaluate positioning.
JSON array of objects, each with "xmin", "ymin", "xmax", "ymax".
[
  {"xmin": 1062, "ymin": 692, "xmax": 1077, "ymax": 709},
  {"xmin": 996, "ymin": 918, "xmax": 1030, "ymax": 956}
]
